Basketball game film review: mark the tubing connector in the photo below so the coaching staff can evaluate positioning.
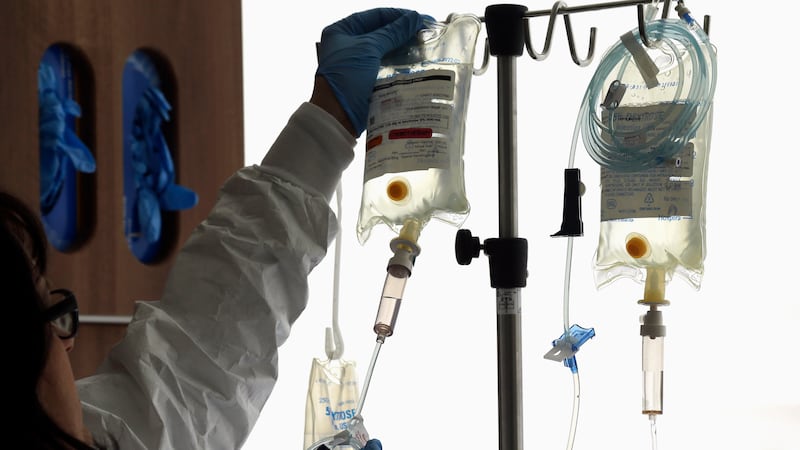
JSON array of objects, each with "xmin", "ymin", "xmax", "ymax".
[
  {"xmin": 640, "ymin": 307, "xmax": 666, "ymax": 339},
  {"xmin": 675, "ymin": 1, "xmax": 696, "ymax": 27},
  {"xmin": 637, "ymin": 267, "xmax": 670, "ymax": 306},
  {"xmin": 387, "ymin": 219, "xmax": 422, "ymax": 277}
]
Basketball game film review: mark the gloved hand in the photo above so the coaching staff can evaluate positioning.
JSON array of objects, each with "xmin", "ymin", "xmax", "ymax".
[
  {"xmin": 363, "ymin": 438, "xmax": 382, "ymax": 450},
  {"xmin": 316, "ymin": 8, "xmax": 430, "ymax": 136}
]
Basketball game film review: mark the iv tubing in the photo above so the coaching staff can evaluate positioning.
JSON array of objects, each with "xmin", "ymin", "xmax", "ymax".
[
  {"xmin": 566, "ymin": 371, "xmax": 581, "ymax": 450},
  {"xmin": 355, "ymin": 339, "xmax": 383, "ymax": 417},
  {"xmin": 649, "ymin": 413, "xmax": 659, "ymax": 450},
  {"xmin": 325, "ymin": 182, "xmax": 345, "ymax": 360},
  {"xmin": 562, "ymin": 238, "xmax": 575, "ymax": 339},
  {"xmin": 578, "ymin": 11, "xmax": 717, "ymax": 171},
  {"xmin": 561, "ymin": 235, "xmax": 581, "ymax": 450},
  {"xmin": 561, "ymin": 80, "xmax": 583, "ymax": 450}
]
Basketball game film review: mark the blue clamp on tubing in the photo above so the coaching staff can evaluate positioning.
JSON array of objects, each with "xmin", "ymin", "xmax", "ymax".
[
  {"xmin": 123, "ymin": 51, "xmax": 198, "ymax": 263},
  {"xmin": 544, "ymin": 324, "xmax": 595, "ymax": 373},
  {"xmin": 675, "ymin": 2, "xmax": 697, "ymax": 27}
]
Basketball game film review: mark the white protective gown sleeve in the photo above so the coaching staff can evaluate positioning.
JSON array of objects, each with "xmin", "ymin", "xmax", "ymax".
[{"xmin": 77, "ymin": 102, "xmax": 356, "ymax": 449}]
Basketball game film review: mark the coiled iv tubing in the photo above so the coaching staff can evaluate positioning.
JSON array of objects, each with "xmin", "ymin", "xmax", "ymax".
[{"xmin": 578, "ymin": 14, "xmax": 717, "ymax": 172}]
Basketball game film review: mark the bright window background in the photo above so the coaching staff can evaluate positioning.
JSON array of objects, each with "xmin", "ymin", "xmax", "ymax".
[{"xmin": 241, "ymin": 2, "xmax": 799, "ymax": 449}]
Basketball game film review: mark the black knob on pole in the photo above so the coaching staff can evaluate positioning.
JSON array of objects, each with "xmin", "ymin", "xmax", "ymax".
[{"xmin": 455, "ymin": 229, "xmax": 482, "ymax": 265}]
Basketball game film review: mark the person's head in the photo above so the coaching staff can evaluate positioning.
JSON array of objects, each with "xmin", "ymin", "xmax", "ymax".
[{"xmin": 0, "ymin": 191, "xmax": 94, "ymax": 448}]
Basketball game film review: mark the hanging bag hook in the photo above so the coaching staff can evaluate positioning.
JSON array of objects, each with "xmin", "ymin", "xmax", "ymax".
[
  {"xmin": 524, "ymin": 1, "xmax": 564, "ymax": 61},
  {"xmin": 563, "ymin": 10, "xmax": 596, "ymax": 66},
  {"xmin": 637, "ymin": 4, "xmax": 655, "ymax": 47},
  {"xmin": 524, "ymin": 1, "xmax": 596, "ymax": 66},
  {"xmin": 474, "ymin": 35, "xmax": 491, "ymax": 75},
  {"xmin": 638, "ymin": 0, "xmax": 673, "ymax": 48}
]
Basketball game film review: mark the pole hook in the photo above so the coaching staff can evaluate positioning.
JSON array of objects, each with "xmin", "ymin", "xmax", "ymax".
[
  {"xmin": 563, "ymin": 11, "xmax": 596, "ymax": 66},
  {"xmin": 474, "ymin": 36, "xmax": 491, "ymax": 75},
  {"xmin": 524, "ymin": 1, "xmax": 565, "ymax": 61},
  {"xmin": 638, "ymin": 0, "xmax": 673, "ymax": 48}
]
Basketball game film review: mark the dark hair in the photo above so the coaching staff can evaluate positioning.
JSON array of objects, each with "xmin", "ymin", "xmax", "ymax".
[{"xmin": 0, "ymin": 191, "xmax": 98, "ymax": 449}]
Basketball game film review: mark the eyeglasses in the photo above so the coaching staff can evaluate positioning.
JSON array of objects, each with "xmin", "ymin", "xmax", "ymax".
[{"xmin": 42, "ymin": 288, "xmax": 79, "ymax": 339}]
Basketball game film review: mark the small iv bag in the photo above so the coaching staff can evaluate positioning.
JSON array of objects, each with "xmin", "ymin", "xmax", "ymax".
[
  {"xmin": 356, "ymin": 13, "xmax": 481, "ymax": 244},
  {"xmin": 580, "ymin": 16, "xmax": 717, "ymax": 289}
]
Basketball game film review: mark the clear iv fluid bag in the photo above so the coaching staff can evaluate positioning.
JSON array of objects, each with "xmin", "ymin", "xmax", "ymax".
[
  {"xmin": 596, "ymin": 109, "xmax": 712, "ymax": 289},
  {"xmin": 356, "ymin": 14, "xmax": 481, "ymax": 245},
  {"xmin": 587, "ymin": 19, "xmax": 717, "ymax": 289}
]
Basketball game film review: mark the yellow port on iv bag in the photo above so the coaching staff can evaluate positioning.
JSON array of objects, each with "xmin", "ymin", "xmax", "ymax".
[
  {"xmin": 579, "ymin": 13, "xmax": 717, "ymax": 289},
  {"xmin": 356, "ymin": 13, "xmax": 481, "ymax": 244}
]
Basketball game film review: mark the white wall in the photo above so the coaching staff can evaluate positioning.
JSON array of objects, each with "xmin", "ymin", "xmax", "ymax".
[{"xmin": 241, "ymin": 1, "xmax": 799, "ymax": 449}]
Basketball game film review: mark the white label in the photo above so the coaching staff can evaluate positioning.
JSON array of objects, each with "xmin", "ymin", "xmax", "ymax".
[
  {"xmin": 600, "ymin": 103, "xmax": 693, "ymax": 148},
  {"xmin": 364, "ymin": 69, "xmax": 455, "ymax": 181},
  {"xmin": 600, "ymin": 143, "xmax": 695, "ymax": 221},
  {"xmin": 599, "ymin": 104, "xmax": 697, "ymax": 221},
  {"xmin": 496, "ymin": 289, "xmax": 521, "ymax": 315}
]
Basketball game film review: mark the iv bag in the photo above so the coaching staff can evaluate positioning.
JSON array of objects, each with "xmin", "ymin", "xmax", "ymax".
[
  {"xmin": 304, "ymin": 358, "xmax": 361, "ymax": 450},
  {"xmin": 356, "ymin": 13, "xmax": 481, "ymax": 245},
  {"xmin": 581, "ymin": 18, "xmax": 717, "ymax": 289}
]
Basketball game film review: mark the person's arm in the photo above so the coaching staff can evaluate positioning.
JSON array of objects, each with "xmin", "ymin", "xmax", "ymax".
[
  {"xmin": 77, "ymin": 8, "xmax": 427, "ymax": 450},
  {"xmin": 78, "ymin": 101, "xmax": 353, "ymax": 450},
  {"xmin": 311, "ymin": 75, "xmax": 357, "ymax": 137}
]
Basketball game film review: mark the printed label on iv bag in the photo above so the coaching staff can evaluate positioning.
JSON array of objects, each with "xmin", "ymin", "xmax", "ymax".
[
  {"xmin": 600, "ymin": 143, "xmax": 694, "ymax": 221},
  {"xmin": 600, "ymin": 104, "xmax": 695, "ymax": 221},
  {"xmin": 600, "ymin": 103, "xmax": 695, "ymax": 149},
  {"xmin": 364, "ymin": 69, "xmax": 455, "ymax": 182}
]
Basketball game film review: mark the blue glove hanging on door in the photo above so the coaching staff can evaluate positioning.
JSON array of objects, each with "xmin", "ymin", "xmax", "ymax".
[
  {"xmin": 128, "ymin": 85, "xmax": 197, "ymax": 245},
  {"xmin": 38, "ymin": 63, "xmax": 96, "ymax": 215},
  {"xmin": 123, "ymin": 50, "xmax": 198, "ymax": 263}
]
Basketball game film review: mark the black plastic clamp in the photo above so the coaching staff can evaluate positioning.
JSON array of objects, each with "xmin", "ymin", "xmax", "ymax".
[
  {"xmin": 552, "ymin": 168, "xmax": 585, "ymax": 237},
  {"xmin": 455, "ymin": 229, "xmax": 528, "ymax": 288}
]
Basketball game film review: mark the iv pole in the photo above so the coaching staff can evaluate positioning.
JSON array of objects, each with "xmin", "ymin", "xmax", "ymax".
[
  {"xmin": 485, "ymin": 7, "xmax": 528, "ymax": 450},
  {"xmin": 456, "ymin": 6, "xmax": 538, "ymax": 449},
  {"xmin": 455, "ymin": 1, "xmax": 711, "ymax": 449}
]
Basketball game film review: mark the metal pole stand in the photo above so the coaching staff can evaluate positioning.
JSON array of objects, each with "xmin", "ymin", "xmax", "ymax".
[
  {"xmin": 454, "ymin": 2, "xmax": 712, "ymax": 449},
  {"xmin": 455, "ymin": 5, "xmax": 529, "ymax": 450}
]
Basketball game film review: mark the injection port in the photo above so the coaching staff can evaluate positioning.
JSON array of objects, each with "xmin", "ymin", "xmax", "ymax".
[
  {"xmin": 626, "ymin": 233, "xmax": 651, "ymax": 259},
  {"xmin": 386, "ymin": 178, "xmax": 410, "ymax": 203}
]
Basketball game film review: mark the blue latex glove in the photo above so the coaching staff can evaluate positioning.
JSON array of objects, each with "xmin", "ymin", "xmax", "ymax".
[
  {"xmin": 38, "ymin": 63, "xmax": 96, "ymax": 214},
  {"xmin": 129, "ymin": 85, "xmax": 198, "ymax": 244},
  {"xmin": 363, "ymin": 438, "xmax": 382, "ymax": 450},
  {"xmin": 316, "ymin": 8, "xmax": 429, "ymax": 136}
]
